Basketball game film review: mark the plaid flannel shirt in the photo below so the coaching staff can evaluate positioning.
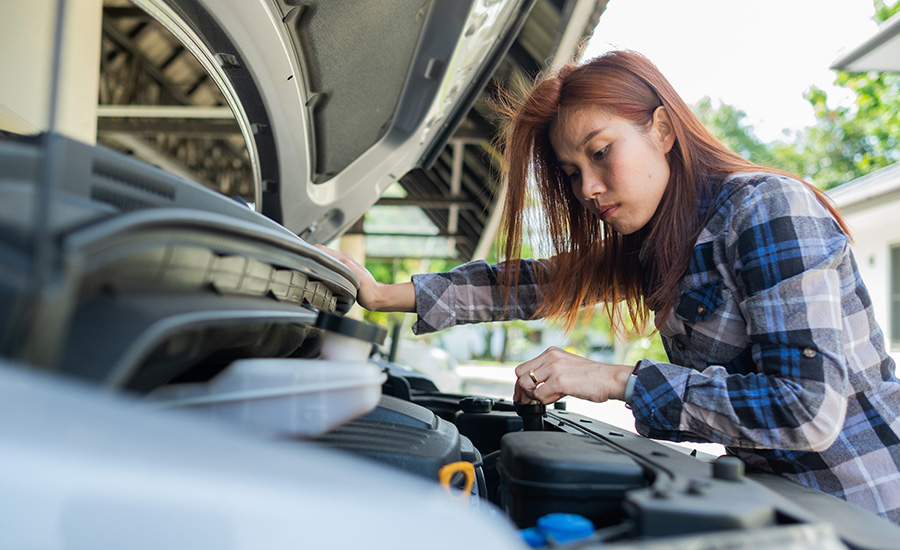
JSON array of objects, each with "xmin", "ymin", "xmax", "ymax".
[{"xmin": 411, "ymin": 173, "xmax": 900, "ymax": 522}]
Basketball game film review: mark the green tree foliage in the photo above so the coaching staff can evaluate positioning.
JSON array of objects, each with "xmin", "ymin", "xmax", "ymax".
[
  {"xmin": 800, "ymin": 72, "xmax": 900, "ymax": 189},
  {"xmin": 692, "ymin": 96, "xmax": 809, "ymax": 180},
  {"xmin": 692, "ymin": 97, "xmax": 773, "ymax": 163},
  {"xmin": 875, "ymin": 0, "xmax": 900, "ymax": 21},
  {"xmin": 787, "ymin": 0, "xmax": 900, "ymax": 189}
]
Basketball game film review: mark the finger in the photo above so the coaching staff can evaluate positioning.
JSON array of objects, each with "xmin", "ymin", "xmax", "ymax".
[
  {"xmin": 513, "ymin": 379, "xmax": 533, "ymax": 402},
  {"xmin": 515, "ymin": 385, "xmax": 536, "ymax": 404},
  {"xmin": 514, "ymin": 362, "xmax": 529, "ymax": 378},
  {"xmin": 514, "ymin": 357, "xmax": 541, "ymax": 379},
  {"xmin": 516, "ymin": 369, "xmax": 539, "ymax": 391},
  {"xmin": 314, "ymin": 244, "xmax": 339, "ymax": 256}
]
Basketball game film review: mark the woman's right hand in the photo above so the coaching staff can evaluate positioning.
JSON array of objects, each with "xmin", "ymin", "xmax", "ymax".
[
  {"xmin": 513, "ymin": 346, "xmax": 633, "ymax": 405},
  {"xmin": 314, "ymin": 244, "xmax": 415, "ymax": 312}
]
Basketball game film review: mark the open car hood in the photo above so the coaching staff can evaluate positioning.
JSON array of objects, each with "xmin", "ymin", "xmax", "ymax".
[{"xmin": 132, "ymin": 0, "xmax": 534, "ymax": 244}]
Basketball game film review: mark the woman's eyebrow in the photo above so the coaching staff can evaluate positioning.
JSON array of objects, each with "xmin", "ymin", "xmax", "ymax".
[
  {"xmin": 581, "ymin": 127, "xmax": 605, "ymax": 147},
  {"xmin": 580, "ymin": 127, "xmax": 606, "ymax": 148},
  {"xmin": 555, "ymin": 126, "xmax": 607, "ymax": 165}
]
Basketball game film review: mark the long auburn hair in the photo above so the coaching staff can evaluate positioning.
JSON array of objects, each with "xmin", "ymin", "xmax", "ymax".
[{"xmin": 496, "ymin": 50, "xmax": 849, "ymax": 334}]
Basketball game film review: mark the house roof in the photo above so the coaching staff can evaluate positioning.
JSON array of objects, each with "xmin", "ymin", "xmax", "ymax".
[
  {"xmin": 827, "ymin": 162, "xmax": 900, "ymax": 214},
  {"xmin": 831, "ymin": 10, "xmax": 900, "ymax": 72}
]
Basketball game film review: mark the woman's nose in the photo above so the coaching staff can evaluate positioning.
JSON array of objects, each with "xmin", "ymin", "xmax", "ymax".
[{"xmin": 580, "ymin": 172, "xmax": 605, "ymax": 201}]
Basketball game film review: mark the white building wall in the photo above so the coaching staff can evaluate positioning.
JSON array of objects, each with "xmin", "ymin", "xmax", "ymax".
[{"xmin": 0, "ymin": 0, "xmax": 103, "ymax": 143}]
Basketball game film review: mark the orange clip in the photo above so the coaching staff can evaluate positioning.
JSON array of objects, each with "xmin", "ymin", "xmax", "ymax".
[{"xmin": 438, "ymin": 461, "xmax": 475, "ymax": 499}]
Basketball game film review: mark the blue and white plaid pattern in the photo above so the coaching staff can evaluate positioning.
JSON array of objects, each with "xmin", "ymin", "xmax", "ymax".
[{"xmin": 411, "ymin": 173, "xmax": 900, "ymax": 522}]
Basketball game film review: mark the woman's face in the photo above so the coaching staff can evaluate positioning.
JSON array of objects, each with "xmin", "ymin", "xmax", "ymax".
[{"xmin": 549, "ymin": 104, "xmax": 675, "ymax": 235}]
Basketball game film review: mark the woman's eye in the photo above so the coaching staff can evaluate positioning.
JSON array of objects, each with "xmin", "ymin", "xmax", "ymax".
[
  {"xmin": 565, "ymin": 170, "xmax": 579, "ymax": 180},
  {"xmin": 593, "ymin": 146, "xmax": 609, "ymax": 160}
]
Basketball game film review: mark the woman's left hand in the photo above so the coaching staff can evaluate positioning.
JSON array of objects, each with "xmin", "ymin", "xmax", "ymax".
[{"xmin": 513, "ymin": 346, "xmax": 634, "ymax": 405}]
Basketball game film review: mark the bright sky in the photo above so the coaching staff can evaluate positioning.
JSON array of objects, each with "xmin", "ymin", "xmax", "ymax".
[{"xmin": 583, "ymin": 0, "xmax": 881, "ymax": 142}]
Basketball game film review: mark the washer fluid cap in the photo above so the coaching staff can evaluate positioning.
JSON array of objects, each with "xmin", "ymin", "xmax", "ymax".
[
  {"xmin": 315, "ymin": 310, "xmax": 387, "ymax": 345},
  {"xmin": 537, "ymin": 513, "xmax": 595, "ymax": 544},
  {"xmin": 519, "ymin": 527, "xmax": 546, "ymax": 548}
]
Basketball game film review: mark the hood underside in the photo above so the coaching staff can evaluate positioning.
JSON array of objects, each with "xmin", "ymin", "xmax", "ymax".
[{"xmin": 131, "ymin": 0, "xmax": 536, "ymax": 244}]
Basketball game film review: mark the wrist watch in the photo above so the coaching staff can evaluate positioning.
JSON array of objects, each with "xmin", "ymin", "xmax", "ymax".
[{"xmin": 623, "ymin": 360, "xmax": 641, "ymax": 406}]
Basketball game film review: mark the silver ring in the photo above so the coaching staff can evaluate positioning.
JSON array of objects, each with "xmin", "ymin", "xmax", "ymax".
[{"xmin": 529, "ymin": 370, "xmax": 539, "ymax": 385}]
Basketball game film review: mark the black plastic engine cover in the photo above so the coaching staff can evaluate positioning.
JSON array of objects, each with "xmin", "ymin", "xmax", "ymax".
[
  {"xmin": 455, "ymin": 410, "xmax": 523, "ymax": 455},
  {"xmin": 317, "ymin": 395, "xmax": 483, "ymax": 492},
  {"xmin": 498, "ymin": 431, "xmax": 647, "ymax": 528}
]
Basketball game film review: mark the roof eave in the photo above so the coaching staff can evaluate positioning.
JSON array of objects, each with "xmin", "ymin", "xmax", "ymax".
[
  {"xmin": 831, "ymin": 11, "xmax": 900, "ymax": 73},
  {"xmin": 827, "ymin": 163, "xmax": 900, "ymax": 214}
]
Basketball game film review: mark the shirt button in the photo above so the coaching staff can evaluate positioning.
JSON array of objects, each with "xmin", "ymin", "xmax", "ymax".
[
  {"xmin": 676, "ymin": 341, "xmax": 686, "ymax": 350},
  {"xmin": 696, "ymin": 305, "xmax": 707, "ymax": 315},
  {"xmin": 802, "ymin": 347, "xmax": 817, "ymax": 358}
]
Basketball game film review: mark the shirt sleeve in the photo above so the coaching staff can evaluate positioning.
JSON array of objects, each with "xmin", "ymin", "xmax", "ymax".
[
  {"xmin": 410, "ymin": 259, "xmax": 549, "ymax": 334},
  {"xmin": 630, "ymin": 177, "xmax": 851, "ymax": 452}
]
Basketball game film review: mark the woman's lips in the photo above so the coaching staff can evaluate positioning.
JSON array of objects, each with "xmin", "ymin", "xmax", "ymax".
[{"xmin": 597, "ymin": 204, "xmax": 618, "ymax": 220}]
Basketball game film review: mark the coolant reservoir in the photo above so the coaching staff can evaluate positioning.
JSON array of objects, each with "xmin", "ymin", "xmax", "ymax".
[{"xmin": 146, "ymin": 311, "xmax": 389, "ymax": 437}]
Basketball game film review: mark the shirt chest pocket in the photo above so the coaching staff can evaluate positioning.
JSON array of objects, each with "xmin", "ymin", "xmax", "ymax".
[
  {"xmin": 673, "ymin": 279, "xmax": 747, "ymax": 365},
  {"xmin": 676, "ymin": 279, "xmax": 725, "ymax": 322}
]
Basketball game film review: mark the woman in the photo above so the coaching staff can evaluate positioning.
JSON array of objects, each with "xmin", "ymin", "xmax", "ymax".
[{"xmin": 319, "ymin": 50, "xmax": 900, "ymax": 522}]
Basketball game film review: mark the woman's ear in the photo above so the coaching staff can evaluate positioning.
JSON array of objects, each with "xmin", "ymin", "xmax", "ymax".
[{"xmin": 652, "ymin": 106, "xmax": 676, "ymax": 154}]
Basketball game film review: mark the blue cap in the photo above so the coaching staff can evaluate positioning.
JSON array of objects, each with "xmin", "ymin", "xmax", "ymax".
[
  {"xmin": 520, "ymin": 527, "xmax": 546, "ymax": 548},
  {"xmin": 536, "ymin": 513, "xmax": 595, "ymax": 544}
]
